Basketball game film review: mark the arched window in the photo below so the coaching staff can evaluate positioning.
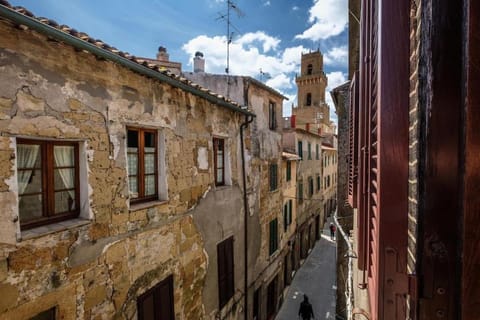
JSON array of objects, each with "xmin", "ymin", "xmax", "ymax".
[
  {"xmin": 306, "ymin": 93, "xmax": 312, "ymax": 106},
  {"xmin": 307, "ymin": 64, "xmax": 313, "ymax": 75}
]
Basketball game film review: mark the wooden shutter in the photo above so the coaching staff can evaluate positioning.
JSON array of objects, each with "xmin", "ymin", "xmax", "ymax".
[
  {"xmin": 137, "ymin": 275, "xmax": 174, "ymax": 320},
  {"xmin": 218, "ymin": 237, "xmax": 234, "ymax": 308},
  {"xmin": 269, "ymin": 219, "xmax": 278, "ymax": 255},
  {"xmin": 348, "ymin": 71, "xmax": 359, "ymax": 208},
  {"xmin": 357, "ymin": 1, "xmax": 409, "ymax": 319},
  {"xmin": 283, "ymin": 204, "xmax": 288, "ymax": 232}
]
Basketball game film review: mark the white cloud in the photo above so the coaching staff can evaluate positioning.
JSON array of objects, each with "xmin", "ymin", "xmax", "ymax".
[
  {"xmin": 295, "ymin": 0, "xmax": 348, "ymax": 41},
  {"xmin": 325, "ymin": 71, "xmax": 347, "ymax": 123},
  {"xmin": 263, "ymin": 1, "xmax": 271, "ymax": 6},
  {"xmin": 182, "ymin": 33, "xmax": 301, "ymax": 96},
  {"xmin": 323, "ymin": 45, "xmax": 348, "ymax": 67},
  {"xmin": 236, "ymin": 31, "xmax": 280, "ymax": 53},
  {"xmin": 266, "ymin": 73, "xmax": 293, "ymax": 91},
  {"xmin": 292, "ymin": 6, "xmax": 299, "ymax": 11}
]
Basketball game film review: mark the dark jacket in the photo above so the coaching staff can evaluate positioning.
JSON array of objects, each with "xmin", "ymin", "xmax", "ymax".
[{"xmin": 298, "ymin": 300, "xmax": 314, "ymax": 319}]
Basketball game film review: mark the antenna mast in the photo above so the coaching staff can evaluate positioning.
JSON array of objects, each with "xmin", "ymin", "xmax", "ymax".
[{"xmin": 216, "ymin": 0, "xmax": 244, "ymax": 97}]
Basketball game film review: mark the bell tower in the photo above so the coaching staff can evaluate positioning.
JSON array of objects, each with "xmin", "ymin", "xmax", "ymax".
[{"xmin": 293, "ymin": 50, "xmax": 330, "ymax": 134}]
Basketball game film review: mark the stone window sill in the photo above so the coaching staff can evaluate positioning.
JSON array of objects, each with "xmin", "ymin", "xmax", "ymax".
[
  {"xmin": 129, "ymin": 200, "xmax": 168, "ymax": 212},
  {"xmin": 20, "ymin": 218, "xmax": 91, "ymax": 241}
]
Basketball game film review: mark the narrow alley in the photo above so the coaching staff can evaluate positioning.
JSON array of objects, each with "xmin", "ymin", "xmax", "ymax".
[{"xmin": 276, "ymin": 220, "xmax": 336, "ymax": 320}]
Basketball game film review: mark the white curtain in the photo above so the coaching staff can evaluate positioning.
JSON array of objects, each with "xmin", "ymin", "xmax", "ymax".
[
  {"xmin": 17, "ymin": 144, "xmax": 39, "ymax": 196},
  {"xmin": 53, "ymin": 146, "xmax": 75, "ymax": 208}
]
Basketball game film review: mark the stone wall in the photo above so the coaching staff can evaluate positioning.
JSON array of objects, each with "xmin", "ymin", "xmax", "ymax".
[{"xmin": 0, "ymin": 19, "xmax": 246, "ymax": 319}]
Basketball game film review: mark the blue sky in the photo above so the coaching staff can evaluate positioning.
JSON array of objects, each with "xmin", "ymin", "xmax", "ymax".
[{"xmin": 8, "ymin": 0, "xmax": 348, "ymax": 121}]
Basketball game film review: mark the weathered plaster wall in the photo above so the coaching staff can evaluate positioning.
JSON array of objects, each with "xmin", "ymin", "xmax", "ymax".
[{"xmin": 0, "ymin": 20, "xmax": 245, "ymax": 319}]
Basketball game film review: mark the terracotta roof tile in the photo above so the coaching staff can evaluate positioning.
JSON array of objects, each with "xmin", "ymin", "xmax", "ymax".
[{"xmin": 0, "ymin": 1, "xmax": 252, "ymax": 113}]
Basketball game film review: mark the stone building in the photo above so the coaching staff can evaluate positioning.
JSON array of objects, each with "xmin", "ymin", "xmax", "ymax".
[
  {"xmin": 183, "ymin": 67, "xmax": 289, "ymax": 320},
  {"xmin": 135, "ymin": 46, "xmax": 182, "ymax": 76},
  {"xmin": 280, "ymin": 151, "xmax": 300, "ymax": 286},
  {"xmin": 335, "ymin": 0, "xmax": 480, "ymax": 319},
  {"xmin": 282, "ymin": 122, "xmax": 324, "ymax": 261},
  {"xmin": 0, "ymin": 3, "xmax": 256, "ymax": 320}
]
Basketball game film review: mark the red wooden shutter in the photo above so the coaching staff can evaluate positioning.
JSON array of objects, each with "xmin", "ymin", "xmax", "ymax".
[
  {"xmin": 357, "ymin": 1, "xmax": 410, "ymax": 319},
  {"xmin": 348, "ymin": 71, "xmax": 360, "ymax": 208}
]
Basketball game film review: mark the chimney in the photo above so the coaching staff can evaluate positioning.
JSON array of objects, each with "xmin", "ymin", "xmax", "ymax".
[
  {"xmin": 156, "ymin": 46, "xmax": 169, "ymax": 62},
  {"xmin": 318, "ymin": 128, "xmax": 322, "ymax": 135},
  {"xmin": 194, "ymin": 51, "xmax": 205, "ymax": 73},
  {"xmin": 291, "ymin": 115, "xmax": 296, "ymax": 128},
  {"xmin": 306, "ymin": 123, "xmax": 310, "ymax": 132}
]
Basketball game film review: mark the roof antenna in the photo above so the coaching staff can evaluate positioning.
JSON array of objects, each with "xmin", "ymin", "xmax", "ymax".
[{"xmin": 216, "ymin": 0, "xmax": 244, "ymax": 97}]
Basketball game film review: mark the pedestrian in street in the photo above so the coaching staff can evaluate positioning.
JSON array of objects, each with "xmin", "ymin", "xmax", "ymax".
[
  {"xmin": 329, "ymin": 223, "xmax": 336, "ymax": 240},
  {"xmin": 298, "ymin": 294, "xmax": 314, "ymax": 320}
]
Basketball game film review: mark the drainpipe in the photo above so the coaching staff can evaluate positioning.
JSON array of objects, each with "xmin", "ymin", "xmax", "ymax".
[
  {"xmin": 240, "ymin": 114, "xmax": 254, "ymax": 320},
  {"xmin": 333, "ymin": 211, "xmax": 354, "ymax": 320}
]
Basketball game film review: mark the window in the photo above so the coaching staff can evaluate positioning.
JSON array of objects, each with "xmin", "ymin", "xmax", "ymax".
[
  {"xmin": 213, "ymin": 138, "xmax": 225, "ymax": 186},
  {"xmin": 286, "ymin": 161, "xmax": 291, "ymax": 181},
  {"xmin": 306, "ymin": 93, "xmax": 312, "ymax": 106},
  {"xmin": 298, "ymin": 141, "xmax": 303, "ymax": 159},
  {"xmin": 316, "ymin": 144, "xmax": 319, "ymax": 160},
  {"xmin": 268, "ymin": 101, "xmax": 277, "ymax": 130},
  {"xmin": 308, "ymin": 143, "xmax": 312, "ymax": 160},
  {"xmin": 298, "ymin": 181, "xmax": 303, "ymax": 203},
  {"xmin": 284, "ymin": 200, "xmax": 293, "ymax": 232},
  {"xmin": 29, "ymin": 307, "xmax": 56, "ymax": 320},
  {"xmin": 269, "ymin": 163, "xmax": 278, "ymax": 191},
  {"xmin": 307, "ymin": 64, "xmax": 313, "ymax": 75},
  {"xmin": 269, "ymin": 218, "xmax": 278, "ymax": 255},
  {"xmin": 137, "ymin": 275, "xmax": 174, "ymax": 320},
  {"xmin": 127, "ymin": 128, "xmax": 158, "ymax": 203},
  {"xmin": 217, "ymin": 237, "xmax": 234, "ymax": 308},
  {"xmin": 17, "ymin": 139, "xmax": 80, "ymax": 230},
  {"xmin": 308, "ymin": 176, "xmax": 314, "ymax": 197},
  {"xmin": 317, "ymin": 175, "xmax": 321, "ymax": 191}
]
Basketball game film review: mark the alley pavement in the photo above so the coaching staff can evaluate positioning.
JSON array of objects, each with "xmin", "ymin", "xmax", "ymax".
[{"xmin": 276, "ymin": 219, "xmax": 337, "ymax": 320}]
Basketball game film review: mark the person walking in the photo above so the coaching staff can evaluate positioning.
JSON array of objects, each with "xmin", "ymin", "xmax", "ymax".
[
  {"xmin": 329, "ymin": 223, "xmax": 336, "ymax": 240},
  {"xmin": 298, "ymin": 294, "xmax": 314, "ymax": 320}
]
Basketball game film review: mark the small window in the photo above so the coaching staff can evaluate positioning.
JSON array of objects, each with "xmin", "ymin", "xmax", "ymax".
[
  {"xmin": 308, "ymin": 176, "xmax": 314, "ymax": 196},
  {"xmin": 218, "ymin": 237, "xmax": 234, "ymax": 308},
  {"xmin": 29, "ymin": 307, "xmax": 56, "ymax": 320},
  {"xmin": 308, "ymin": 143, "xmax": 312, "ymax": 160},
  {"xmin": 288, "ymin": 200, "xmax": 293, "ymax": 224},
  {"xmin": 286, "ymin": 161, "xmax": 291, "ymax": 182},
  {"xmin": 283, "ymin": 200, "xmax": 293, "ymax": 232},
  {"xmin": 269, "ymin": 102, "xmax": 277, "ymax": 130},
  {"xmin": 316, "ymin": 144, "xmax": 319, "ymax": 160},
  {"xmin": 306, "ymin": 93, "xmax": 312, "ymax": 106},
  {"xmin": 213, "ymin": 138, "xmax": 225, "ymax": 186},
  {"xmin": 317, "ymin": 175, "xmax": 321, "ymax": 191},
  {"xmin": 269, "ymin": 163, "xmax": 278, "ymax": 191},
  {"xmin": 298, "ymin": 181, "xmax": 303, "ymax": 203},
  {"xmin": 127, "ymin": 128, "xmax": 158, "ymax": 203},
  {"xmin": 17, "ymin": 139, "xmax": 80, "ymax": 230},
  {"xmin": 298, "ymin": 141, "xmax": 303, "ymax": 159},
  {"xmin": 269, "ymin": 218, "xmax": 278, "ymax": 255},
  {"xmin": 137, "ymin": 275, "xmax": 174, "ymax": 320},
  {"xmin": 307, "ymin": 64, "xmax": 313, "ymax": 75}
]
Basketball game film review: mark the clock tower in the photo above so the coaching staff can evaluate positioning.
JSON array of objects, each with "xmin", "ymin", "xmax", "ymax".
[{"xmin": 293, "ymin": 50, "xmax": 331, "ymax": 134}]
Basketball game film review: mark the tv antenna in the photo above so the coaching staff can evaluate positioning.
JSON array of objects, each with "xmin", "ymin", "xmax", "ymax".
[{"xmin": 216, "ymin": 0, "xmax": 244, "ymax": 97}]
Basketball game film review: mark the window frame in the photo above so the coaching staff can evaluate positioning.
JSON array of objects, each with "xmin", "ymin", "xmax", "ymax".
[
  {"xmin": 306, "ymin": 93, "xmax": 312, "ymax": 106},
  {"xmin": 127, "ymin": 127, "xmax": 159, "ymax": 204},
  {"xmin": 286, "ymin": 161, "xmax": 291, "ymax": 182},
  {"xmin": 269, "ymin": 163, "xmax": 278, "ymax": 191},
  {"xmin": 269, "ymin": 218, "xmax": 278, "ymax": 255},
  {"xmin": 268, "ymin": 101, "xmax": 277, "ymax": 130},
  {"xmin": 298, "ymin": 140, "xmax": 303, "ymax": 160},
  {"xmin": 213, "ymin": 137, "xmax": 225, "ymax": 186},
  {"xmin": 308, "ymin": 176, "xmax": 314, "ymax": 197},
  {"xmin": 17, "ymin": 139, "xmax": 80, "ymax": 230},
  {"xmin": 308, "ymin": 143, "xmax": 312, "ymax": 160},
  {"xmin": 217, "ymin": 236, "xmax": 235, "ymax": 309},
  {"xmin": 137, "ymin": 275, "xmax": 174, "ymax": 320}
]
